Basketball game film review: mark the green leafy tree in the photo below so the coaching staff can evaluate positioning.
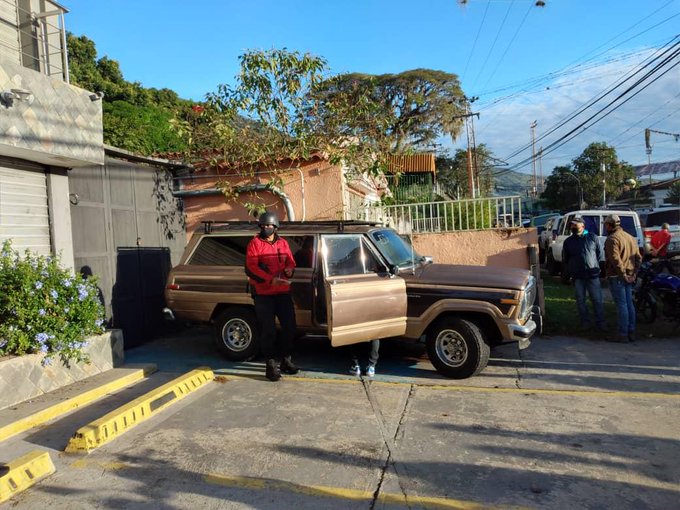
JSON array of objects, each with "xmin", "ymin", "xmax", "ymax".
[
  {"xmin": 436, "ymin": 144, "xmax": 496, "ymax": 198},
  {"xmin": 179, "ymin": 49, "xmax": 470, "ymax": 213},
  {"xmin": 313, "ymin": 69, "xmax": 466, "ymax": 152},
  {"xmin": 541, "ymin": 142, "xmax": 634, "ymax": 210},
  {"xmin": 666, "ymin": 181, "xmax": 680, "ymax": 205},
  {"xmin": 67, "ymin": 33, "xmax": 190, "ymax": 155}
]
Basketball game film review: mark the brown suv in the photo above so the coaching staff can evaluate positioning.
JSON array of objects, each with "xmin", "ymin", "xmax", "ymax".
[{"xmin": 164, "ymin": 221, "xmax": 539, "ymax": 379}]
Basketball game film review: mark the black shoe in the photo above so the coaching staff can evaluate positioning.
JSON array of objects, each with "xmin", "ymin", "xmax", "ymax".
[
  {"xmin": 265, "ymin": 359, "xmax": 281, "ymax": 381},
  {"xmin": 280, "ymin": 356, "xmax": 299, "ymax": 375},
  {"xmin": 628, "ymin": 331, "xmax": 637, "ymax": 342}
]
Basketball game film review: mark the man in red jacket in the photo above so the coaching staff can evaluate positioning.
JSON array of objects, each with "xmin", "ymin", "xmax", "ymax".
[{"xmin": 245, "ymin": 211, "xmax": 298, "ymax": 381}]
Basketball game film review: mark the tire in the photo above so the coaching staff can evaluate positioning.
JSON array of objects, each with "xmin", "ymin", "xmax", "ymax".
[
  {"xmin": 547, "ymin": 250, "xmax": 559, "ymax": 276},
  {"xmin": 426, "ymin": 318, "xmax": 490, "ymax": 379},
  {"xmin": 214, "ymin": 308, "xmax": 260, "ymax": 361},
  {"xmin": 634, "ymin": 292, "xmax": 657, "ymax": 324},
  {"xmin": 539, "ymin": 246, "xmax": 546, "ymax": 265}
]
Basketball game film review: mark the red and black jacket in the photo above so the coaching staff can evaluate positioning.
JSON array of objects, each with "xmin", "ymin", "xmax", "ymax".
[{"xmin": 245, "ymin": 234, "xmax": 296, "ymax": 295}]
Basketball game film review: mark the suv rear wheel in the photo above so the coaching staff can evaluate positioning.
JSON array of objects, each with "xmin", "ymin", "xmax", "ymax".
[
  {"xmin": 426, "ymin": 318, "xmax": 490, "ymax": 379},
  {"xmin": 214, "ymin": 308, "xmax": 260, "ymax": 361}
]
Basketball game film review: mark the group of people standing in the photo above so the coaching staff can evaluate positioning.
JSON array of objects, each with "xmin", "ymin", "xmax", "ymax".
[{"xmin": 563, "ymin": 215, "xmax": 672, "ymax": 343}]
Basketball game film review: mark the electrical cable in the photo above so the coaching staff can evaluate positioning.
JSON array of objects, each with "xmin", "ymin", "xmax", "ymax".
[
  {"xmin": 461, "ymin": 0, "xmax": 491, "ymax": 81},
  {"xmin": 470, "ymin": 0, "xmax": 516, "ymax": 91},
  {"xmin": 501, "ymin": 36, "xmax": 680, "ymax": 163},
  {"xmin": 479, "ymin": 1, "xmax": 534, "ymax": 92},
  {"xmin": 503, "ymin": 52, "xmax": 680, "ymax": 173}
]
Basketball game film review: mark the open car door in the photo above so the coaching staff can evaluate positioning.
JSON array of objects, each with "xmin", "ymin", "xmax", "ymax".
[{"xmin": 322, "ymin": 234, "xmax": 407, "ymax": 347}]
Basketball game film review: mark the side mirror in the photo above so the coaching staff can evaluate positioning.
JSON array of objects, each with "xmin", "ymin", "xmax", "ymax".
[
  {"xmin": 390, "ymin": 264, "xmax": 400, "ymax": 276},
  {"xmin": 421, "ymin": 256, "xmax": 433, "ymax": 265}
]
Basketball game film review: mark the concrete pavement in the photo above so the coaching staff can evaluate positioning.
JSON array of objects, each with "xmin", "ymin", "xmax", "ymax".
[{"xmin": 1, "ymin": 329, "xmax": 679, "ymax": 509}]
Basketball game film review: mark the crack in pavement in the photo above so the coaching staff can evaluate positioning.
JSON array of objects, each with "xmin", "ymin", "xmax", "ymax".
[{"xmin": 361, "ymin": 377, "xmax": 415, "ymax": 510}]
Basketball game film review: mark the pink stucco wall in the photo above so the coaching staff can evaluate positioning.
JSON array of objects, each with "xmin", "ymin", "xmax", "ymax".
[
  {"xmin": 182, "ymin": 159, "xmax": 346, "ymax": 235},
  {"xmin": 412, "ymin": 228, "xmax": 539, "ymax": 269}
]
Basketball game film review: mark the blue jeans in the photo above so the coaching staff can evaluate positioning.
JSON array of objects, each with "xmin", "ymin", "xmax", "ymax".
[
  {"xmin": 573, "ymin": 277, "xmax": 605, "ymax": 327},
  {"xmin": 608, "ymin": 277, "xmax": 635, "ymax": 335}
]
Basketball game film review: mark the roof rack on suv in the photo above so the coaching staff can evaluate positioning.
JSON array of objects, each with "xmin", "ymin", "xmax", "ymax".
[{"xmin": 201, "ymin": 219, "xmax": 383, "ymax": 234}]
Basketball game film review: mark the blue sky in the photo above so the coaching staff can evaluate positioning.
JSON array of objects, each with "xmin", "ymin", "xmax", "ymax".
[{"xmin": 65, "ymin": 0, "xmax": 680, "ymax": 172}]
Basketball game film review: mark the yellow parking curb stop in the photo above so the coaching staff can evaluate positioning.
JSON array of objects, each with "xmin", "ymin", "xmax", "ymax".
[
  {"xmin": 65, "ymin": 367, "xmax": 214, "ymax": 453},
  {"xmin": 0, "ymin": 450, "xmax": 55, "ymax": 503}
]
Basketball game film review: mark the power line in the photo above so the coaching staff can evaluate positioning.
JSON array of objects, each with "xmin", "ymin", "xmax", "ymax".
[
  {"xmin": 504, "ymin": 48, "xmax": 680, "ymax": 172},
  {"xmin": 461, "ymin": 0, "xmax": 491, "ymax": 81},
  {"xmin": 470, "ymin": 0, "xmax": 516, "ymax": 91},
  {"xmin": 501, "ymin": 36, "xmax": 680, "ymax": 164}
]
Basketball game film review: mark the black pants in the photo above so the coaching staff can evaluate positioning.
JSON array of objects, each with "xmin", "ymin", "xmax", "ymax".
[
  {"xmin": 350, "ymin": 339, "xmax": 380, "ymax": 366},
  {"xmin": 253, "ymin": 293, "xmax": 297, "ymax": 360}
]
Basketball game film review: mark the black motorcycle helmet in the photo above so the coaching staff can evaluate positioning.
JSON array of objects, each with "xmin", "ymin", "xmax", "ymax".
[{"xmin": 258, "ymin": 211, "xmax": 280, "ymax": 228}]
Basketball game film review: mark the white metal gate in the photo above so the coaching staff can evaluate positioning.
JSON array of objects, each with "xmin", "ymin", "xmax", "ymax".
[{"xmin": 0, "ymin": 163, "xmax": 51, "ymax": 256}]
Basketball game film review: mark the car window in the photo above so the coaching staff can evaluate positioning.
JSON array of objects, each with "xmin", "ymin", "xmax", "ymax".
[
  {"xmin": 322, "ymin": 235, "xmax": 384, "ymax": 276},
  {"xmin": 291, "ymin": 235, "xmax": 315, "ymax": 268},
  {"xmin": 370, "ymin": 229, "xmax": 420, "ymax": 267},
  {"xmin": 619, "ymin": 215, "xmax": 638, "ymax": 238},
  {"xmin": 188, "ymin": 235, "xmax": 252, "ymax": 265},
  {"xmin": 644, "ymin": 210, "xmax": 680, "ymax": 227},
  {"xmin": 583, "ymin": 215, "xmax": 600, "ymax": 236}
]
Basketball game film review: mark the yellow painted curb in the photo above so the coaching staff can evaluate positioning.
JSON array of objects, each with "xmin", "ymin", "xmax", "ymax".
[
  {"xmin": 0, "ymin": 365, "xmax": 158, "ymax": 443},
  {"xmin": 205, "ymin": 473, "xmax": 525, "ymax": 509},
  {"xmin": 0, "ymin": 450, "xmax": 55, "ymax": 504},
  {"xmin": 65, "ymin": 367, "xmax": 214, "ymax": 453}
]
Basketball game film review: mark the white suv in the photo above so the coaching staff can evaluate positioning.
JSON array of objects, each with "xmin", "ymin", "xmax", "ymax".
[{"xmin": 546, "ymin": 209, "xmax": 644, "ymax": 281}]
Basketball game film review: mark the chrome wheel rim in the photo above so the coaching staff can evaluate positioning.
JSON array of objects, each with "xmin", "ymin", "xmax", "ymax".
[
  {"xmin": 435, "ymin": 329, "xmax": 468, "ymax": 368},
  {"xmin": 221, "ymin": 318, "xmax": 252, "ymax": 352}
]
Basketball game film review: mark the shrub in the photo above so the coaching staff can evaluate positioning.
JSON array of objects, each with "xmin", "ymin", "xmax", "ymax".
[{"xmin": 0, "ymin": 241, "xmax": 105, "ymax": 366}]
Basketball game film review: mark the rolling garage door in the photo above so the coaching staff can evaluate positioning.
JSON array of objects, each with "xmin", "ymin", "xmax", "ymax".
[{"xmin": 0, "ymin": 164, "xmax": 51, "ymax": 256}]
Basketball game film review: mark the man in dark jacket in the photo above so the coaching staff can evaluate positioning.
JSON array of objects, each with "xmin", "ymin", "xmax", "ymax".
[
  {"xmin": 562, "ymin": 215, "xmax": 606, "ymax": 330},
  {"xmin": 245, "ymin": 211, "xmax": 298, "ymax": 381}
]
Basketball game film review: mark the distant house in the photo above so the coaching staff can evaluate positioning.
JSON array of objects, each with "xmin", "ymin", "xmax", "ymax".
[
  {"xmin": 628, "ymin": 160, "xmax": 680, "ymax": 208},
  {"xmin": 385, "ymin": 153, "xmax": 437, "ymax": 203},
  {"xmin": 0, "ymin": 0, "xmax": 104, "ymax": 268}
]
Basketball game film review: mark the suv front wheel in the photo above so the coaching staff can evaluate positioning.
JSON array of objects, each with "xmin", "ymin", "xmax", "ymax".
[
  {"xmin": 426, "ymin": 318, "xmax": 490, "ymax": 379},
  {"xmin": 214, "ymin": 308, "xmax": 260, "ymax": 361}
]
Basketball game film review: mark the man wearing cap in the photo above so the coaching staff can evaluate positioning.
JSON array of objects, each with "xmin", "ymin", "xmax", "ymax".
[
  {"xmin": 245, "ymin": 211, "xmax": 299, "ymax": 381},
  {"xmin": 604, "ymin": 214, "xmax": 642, "ymax": 342},
  {"xmin": 562, "ymin": 215, "xmax": 606, "ymax": 331}
]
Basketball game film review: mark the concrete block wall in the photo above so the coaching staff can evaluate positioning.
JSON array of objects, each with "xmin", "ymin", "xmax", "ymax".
[{"xmin": 0, "ymin": 330, "xmax": 124, "ymax": 410}]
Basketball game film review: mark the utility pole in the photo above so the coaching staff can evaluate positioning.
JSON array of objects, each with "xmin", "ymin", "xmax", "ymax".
[
  {"xmin": 453, "ymin": 98, "xmax": 479, "ymax": 199},
  {"xmin": 601, "ymin": 160, "xmax": 606, "ymax": 207},
  {"xmin": 538, "ymin": 146, "xmax": 544, "ymax": 193},
  {"xmin": 530, "ymin": 121, "xmax": 537, "ymax": 211}
]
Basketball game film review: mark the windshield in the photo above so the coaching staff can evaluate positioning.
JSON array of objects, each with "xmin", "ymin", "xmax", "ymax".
[{"xmin": 369, "ymin": 229, "xmax": 421, "ymax": 267}]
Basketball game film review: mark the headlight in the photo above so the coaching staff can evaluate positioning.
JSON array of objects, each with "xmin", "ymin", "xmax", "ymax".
[{"xmin": 519, "ymin": 276, "xmax": 536, "ymax": 321}]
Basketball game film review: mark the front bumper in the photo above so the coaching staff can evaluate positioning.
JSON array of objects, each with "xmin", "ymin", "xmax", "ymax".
[{"xmin": 509, "ymin": 306, "xmax": 542, "ymax": 349}]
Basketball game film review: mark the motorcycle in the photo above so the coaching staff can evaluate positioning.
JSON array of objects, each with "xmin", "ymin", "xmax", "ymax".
[{"xmin": 633, "ymin": 258, "xmax": 680, "ymax": 324}]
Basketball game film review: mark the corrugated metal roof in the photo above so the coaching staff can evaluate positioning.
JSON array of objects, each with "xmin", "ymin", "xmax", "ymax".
[
  {"xmin": 635, "ymin": 160, "xmax": 680, "ymax": 177},
  {"xmin": 386, "ymin": 154, "xmax": 436, "ymax": 174}
]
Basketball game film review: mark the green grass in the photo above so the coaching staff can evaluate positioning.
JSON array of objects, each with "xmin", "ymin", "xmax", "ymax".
[{"xmin": 541, "ymin": 274, "xmax": 678, "ymax": 339}]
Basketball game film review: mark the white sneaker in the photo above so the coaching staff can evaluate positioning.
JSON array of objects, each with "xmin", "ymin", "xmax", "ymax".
[
  {"xmin": 349, "ymin": 363, "xmax": 361, "ymax": 376},
  {"xmin": 366, "ymin": 365, "xmax": 375, "ymax": 378}
]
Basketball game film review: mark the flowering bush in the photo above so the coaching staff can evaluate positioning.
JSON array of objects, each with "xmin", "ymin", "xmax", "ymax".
[{"xmin": 0, "ymin": 241, "xmax": 106, "ymax": 366}]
